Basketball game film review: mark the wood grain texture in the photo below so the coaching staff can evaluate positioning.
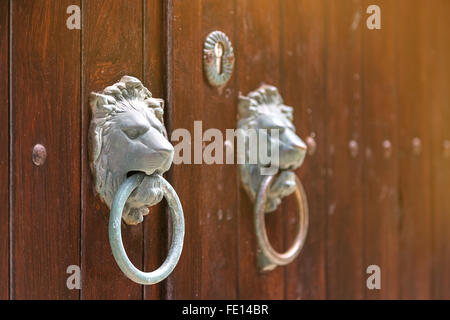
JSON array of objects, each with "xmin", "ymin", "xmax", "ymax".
[
  {"xmin": 164, "ymin": 0, "xmax": 203, "ymax": 299},
  {"xmin": 81, "ymin": 0, "xmax": 144, "ymax": 299},
  {"xmin": 166, "ymin": 0, "xmax": 239, "ymax": 299},
  {"xmin": 11, "ymin": 0, "xmax": 81, "ymax": 299},
  {"xmin": 3, "ymin": 0, "xmax": 450, "ymax": 300},
  {"xmin": 431, "ymin": 0, "xmax": 450, "ymax": 300},
  {"xmin": 0, "ymin": 0, "xmax": 8, "ymax": 300},
  {"xmin": 281, "ymin": 0, "xmax": 327, "ymax": 300},
  {"xmin": 325, "ymin": 0, "xmax": 365, "ymax": 299},
  {"xmin": 236, "ymin": 0, "xmax": 285, "ymax": 299},
  {"xmin": 362, "ymin": 0, "xmax": 400, "ymax": 299},
  {"xmin": 143, "ymin": 0, "xmax": 165, "ymax": 300},
  {"xmin": 396, "ymin": 0, "xmax": 432, "ymax": 299},
  {"xmin": 199, "ymin": 0, "xmax": 238, "ymax": 299}
]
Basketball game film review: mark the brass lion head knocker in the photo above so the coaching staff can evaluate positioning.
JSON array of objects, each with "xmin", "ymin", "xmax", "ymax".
[
  {"xmin": 238, "ymin": 85, "xmax": 309, "ymax": 271},
  {"xmin": 89, "ymin": 76, "xmax": 184, "ymax": 285}
]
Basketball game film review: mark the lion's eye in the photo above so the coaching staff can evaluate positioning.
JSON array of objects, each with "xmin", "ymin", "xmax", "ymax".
[{"xmin": 122, "ymin": 126, "xmax": 148, "ymax": 140}]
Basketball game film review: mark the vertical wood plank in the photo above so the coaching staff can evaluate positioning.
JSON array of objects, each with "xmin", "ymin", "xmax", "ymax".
[
  {"xmin": 199, "ymin": 0, "xmax": 238, "ymax": 299},
  {"xmin": 281, "ymin": 0, "xmax": 327, "ymax": 300},
  {"xmin": 396, "ymin": 0, "xmax": 432, "ymax": 299},
  {"xmin": 143, "ymin": 0, "xmax": 164, "ymax": 300},
  {"xmin": 431, "ymin": 0, "xmax": 450, "ymax": 300},
  {"xmin": 167, "ymin": 0, "xmax": 239, "ymax": 299},
  {"xmin": 325, "ymin": 0, "xmax": 365, "ymax": 299},
  {"xmin": 165, "ymin": 0, "xmax": 203, "ymax": 299},
  {"xmin": 81, "ymin": 0, "xmax": 144, "ymax": 299},
  {"xmin": 11, "ymin": 0, "xmax": 81, "ymax": 299},
  {"xmin": 362, "ymin": 0, "xmax": 400, "ymax": 299},
  {"xmin": 236, "ymin": 0, "xmax": 284, "ymax": 299},
  {"xmin": 0, "ymin": 0, "xmax": 8, "ymax": 300}
]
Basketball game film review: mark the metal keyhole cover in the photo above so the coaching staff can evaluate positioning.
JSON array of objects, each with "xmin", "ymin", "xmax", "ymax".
[
  {"xmin": 203, "ymin": 31, "xmax": 235, "ymax": 89},
  {"xmin": 237, "ymin": 85, "xmax": 309, "ymax": 271},
  {"xmin": 89, "ymin": 75, "xmax": 173, "ymax": 226}
]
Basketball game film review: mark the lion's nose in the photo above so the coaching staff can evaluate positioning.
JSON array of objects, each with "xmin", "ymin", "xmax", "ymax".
[
  {"xmin": 155, "ymin": 146, "xmax": 174, "ymax": 174},
  {"xmin": 278, "ymin": 130, "xmax": 307, "ymax": 170},
  {"xmin": 152, "ymin": 130, "xmax": 174, "ymax": 156},
  {"xmin": 285, "ymin": 129, "xmax": 307, "ymax": 151},
  {"xmin": 156, "ymin": 143, "xmax": 174, "ymax": 163},
  {"xmin": 156, "ymin": 145, "xmax": 174, "ymax": 158}
]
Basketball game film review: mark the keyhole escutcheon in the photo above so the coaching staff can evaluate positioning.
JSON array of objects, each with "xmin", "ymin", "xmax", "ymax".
[{"xmin": 203, "ymin": 31, "xmax": 234, "ymax": 88}]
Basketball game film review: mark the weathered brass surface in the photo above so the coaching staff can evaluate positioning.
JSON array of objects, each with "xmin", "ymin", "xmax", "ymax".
[
  {"xmin": 237, "ymin": 85, "xmax": 309, "ymax": 271},
  {"xmin": 89, "ymin": 76, "xmax": 184, "ymax": 285},
  {"xmin": 89, "ymin": 76, "xmax": 173, "ymax": 225},
  {"xmin": 203, "ymin": 31, "xmax": 235, "ymax": 89}
]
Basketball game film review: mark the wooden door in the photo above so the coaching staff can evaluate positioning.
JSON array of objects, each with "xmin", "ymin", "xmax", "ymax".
[{"xmin": 0, "ymin": 0, "xmax": 449, "ymax": 299}]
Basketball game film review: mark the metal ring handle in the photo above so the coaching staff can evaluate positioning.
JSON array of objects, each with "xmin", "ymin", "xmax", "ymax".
[
  {"xmin": 109, "ymin": 173, "xmax": 185, "ymax": 285},
  {"xmin": 255, "ymin": 174, "xmax": 309, "ymax": 269}
]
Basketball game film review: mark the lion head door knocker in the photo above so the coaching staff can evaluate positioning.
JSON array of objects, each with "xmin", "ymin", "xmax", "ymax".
[
  {"xmin": 89, "ymin": 76, "xmax": 184, "ymax": 285},
  {"xmin": 203, "ymin": 31, "xmax": 235, "ymax": 92},
  {"xmin": 237, "ymin": 85, "xmax": 309, "ymax": 272}
]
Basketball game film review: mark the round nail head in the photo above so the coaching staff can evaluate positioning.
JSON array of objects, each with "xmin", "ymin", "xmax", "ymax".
[{"xmin": 32, "ymin": 144, "xmax": 47, "ymax": 166}]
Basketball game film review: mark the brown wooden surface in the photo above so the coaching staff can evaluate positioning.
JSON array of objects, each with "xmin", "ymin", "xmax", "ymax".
[
  {"xmin": 236, "ymin": 0, "xmax": 285, "ymax": 300},
  {"xmin": 362, "ymin": 0, "xmax": 399, "ymax": 299},
  {"xmin": 11, "ymin": 0, "xmax": 81, "ymax": 299},
  {"xmin": 325, "ymin": 0, "xmax": 365, "ymax": 299},
  {"xmin": 0, "ymin": 0, "xmax": 9, "ymax": 300},
  {"xmin": 165, "ymin": 0, "xmax": 203, "ymax": 299},
  {"xmin": 1, "ymin": 0, "xmax": 449, "ymax": 299},
  {"xmin": 396, "ymin": 0, "xmax": 433, "ymax": 299},
  {"xmin": 81, "ymin": 0, "xmax": 144, "ymax": 299},
  {"xmin": 143, "ymin": 0, "xmax": 165, "ymax": 301},
  {"xmin": 281, "ymin": 0, "xmax": 327, "ymax": 300},
  {"xmin": 165, "ymin": 0, "xmax": 240, "ymax": 299},
  {"xmin": 199, "ymin": 0, "xmax": 238, "ymax": 299},
  {"xmin": 431, "ymin": 0, "xmax": 450, "ymax": 300}
]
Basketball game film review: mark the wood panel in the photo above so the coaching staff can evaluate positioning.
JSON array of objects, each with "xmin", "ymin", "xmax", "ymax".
[
  {"xmin": 396, "ymin": 0, "xmax": 432, "ymax": 299},
  {"xmin": 199, "ymin": 0, "xmax": 238, "ymax": 299},
  {"xmin": 0, "ymin": 0, "xmax": 8, "ymax": 300},
  {"xmin": 281, "ymin": 0, "xmax": 327, "ymax": 300},
  {"xmin": 165, "ymin": 0, "xmax": 203, "ymax": 299},
  {"xmin": 167, "ymin": 0, "xmax": 240, "ymax": 299},
  {"xmin": 362, "ymin": 0, "xmax": 399, "ymax": 299},
  {"xmin": 429, "ymin": 0, "xmax": 450, "ymax": 300},
  {"xmin": 11, "ymin": 0, "xmax": 81, "ymax": 299},
  {"xmin": 325, "ymin": 0, "xmax": 365, "ymax": 299},
  {"xmin": 81, "ymin": 0, "xmax": 144, "ymax": 299},
  {"xmin": 236, "ymin": 0, "xmax": 285, "ymax": 299},
  {"xmin": 3, "ymin": 0, "xmax": 449, "ymax": 300},
  {"xmin": 166, "ymin": 0, "xmax": 239, "ymax": 299},
  {"xmin": 143, "ymin": 0, "xmax": 165, "ymax": 300}
]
